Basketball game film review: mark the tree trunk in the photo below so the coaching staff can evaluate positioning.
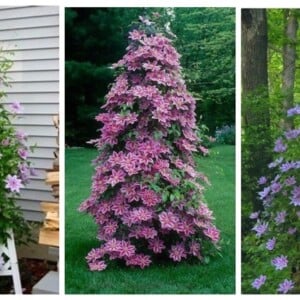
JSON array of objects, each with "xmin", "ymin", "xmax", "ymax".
[
  {"xmin": 282, "ymin": 9, "xmax": 298, "ymax": 129},
  {"xmin": 242, "ymin": 9, "xmax": 269, "ymax": 126},
  {"xmin": 242, "ymin": 9, "xmax": 268, "ymax": 93},
  {"xmin": 241, "ymin": 9, "xmax": 272, "ymax": 221}
]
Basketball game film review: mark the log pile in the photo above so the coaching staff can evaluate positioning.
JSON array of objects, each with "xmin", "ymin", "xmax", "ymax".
[{"xmin": 39, "ymin": 116, "xmax": 59, "ymax": 247}]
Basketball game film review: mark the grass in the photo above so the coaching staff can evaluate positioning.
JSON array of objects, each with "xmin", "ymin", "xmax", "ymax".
[{"xmin": 65, "ymin": 145, "xmax": 235, "ymax": 294}]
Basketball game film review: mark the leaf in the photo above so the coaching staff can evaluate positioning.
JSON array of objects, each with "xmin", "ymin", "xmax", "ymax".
[
  {"xmin": 203, "ymin": 256, "xmax": 210, "ymax": 264},
  {"xmin": 153, "ymin": 130, "xmax": 163, "ymax": 140},
  {"xmin": 162, "ymin": 193, "xmax": 169, "ymax": 203}
]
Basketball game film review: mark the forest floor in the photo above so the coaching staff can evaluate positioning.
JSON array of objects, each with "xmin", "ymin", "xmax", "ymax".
[{"xmin": 65, "ymin": 145, "xmax": 235, "ymax": 294}]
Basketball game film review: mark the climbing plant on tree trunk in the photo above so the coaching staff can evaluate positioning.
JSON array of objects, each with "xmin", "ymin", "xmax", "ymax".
[{"xmin": 241, "ymin": 9, "xmax": 272, "ymax": 234}]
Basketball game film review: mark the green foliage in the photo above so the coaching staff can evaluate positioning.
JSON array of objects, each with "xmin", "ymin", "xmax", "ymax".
[
  {"xmin": 268, "ymin": 9, "xmax": 300, "ymax": 135},
  {"xmin": 242, "ymin": 90, "xmax": 272, "ymax": 235},
  {"xmin": 196, "ymin": 123, "xmax": 216, "ymax": 148},
  {"xmin": 268, "ymin": 9, "xmax": 288, "ymax": 136},
  {"xmin": 242, "ymin": 110, "xmax": 300, "ymax": 293}
]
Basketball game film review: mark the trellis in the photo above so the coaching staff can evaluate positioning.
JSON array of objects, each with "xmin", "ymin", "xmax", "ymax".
[{"xmin": 0, "ymin": 230, "xmax": 22, "ymax": 294}]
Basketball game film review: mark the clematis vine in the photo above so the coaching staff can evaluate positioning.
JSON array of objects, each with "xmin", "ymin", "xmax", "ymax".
[
  {"xmin": 0, "ymin": 93, "xmax": 35, "ymax": 243},
  {"xmin": 246, "ymin": 105, "xmax": 300, "ymax": 293},
  {"xmin": 80, "ymin": 15, "xmax": 220, "ymax": 271}
]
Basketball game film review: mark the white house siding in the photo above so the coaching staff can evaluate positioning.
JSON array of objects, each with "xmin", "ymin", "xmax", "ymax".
[{"xmin": 1, "ymin": 6, "xmax": 59, "ymax": 222}]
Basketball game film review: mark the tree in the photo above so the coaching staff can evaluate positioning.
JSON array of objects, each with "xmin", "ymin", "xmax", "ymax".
[
  {"xmin": 242, "ymin": 9, "xmax": 268, "ymax": 93},
  {"xmin": 282, "ymin": 9, "xmax": 298, "ymax": 129},
  {"xmin": 173, "ymin": 8, "xmax": 235, "ymax": 132},
  {"xmin": 79, "ymin": 16, "xmax": 220, "ymax": 271},
  {"xmin": 242, "ymin": 9, "xmax": 272, "ymax": 221},
  {"xmin": 65, "ymin": 8, "xmax": 143, "ymax": 146}
]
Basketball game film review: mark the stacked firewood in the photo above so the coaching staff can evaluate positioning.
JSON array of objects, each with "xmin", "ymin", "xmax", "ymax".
[{"xmin": 39, "ymin": 116, "xmax": 59, "ymax": 247}]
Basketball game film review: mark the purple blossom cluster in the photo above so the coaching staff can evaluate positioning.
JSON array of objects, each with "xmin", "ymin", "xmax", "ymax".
[
  {"xmin": 80, "ymin": 18, "xmax": 220, "ymax": 271},
  {"xmin": 1, "ymin": 101, "xmax": 35, "ymax": 194},
  {"xmin": 248, "ymin": 105, "xmax": 300, "ymax": 293},
  {"xmin": 287, "ymin": 105, "xmax": 300, "ymax": 116},
  {"xmin": 1, "ymin": 98, "xmax": 36, "ymax": 245}
]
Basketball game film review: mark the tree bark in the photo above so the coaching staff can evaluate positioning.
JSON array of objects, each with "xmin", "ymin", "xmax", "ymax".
[
  {"xmin": 282, "ymin": 9, "xmax": 298, "ymax": 129},
  {"xmin": 242, "ymin": 9, "xmax": 268, "ymax": 92}
]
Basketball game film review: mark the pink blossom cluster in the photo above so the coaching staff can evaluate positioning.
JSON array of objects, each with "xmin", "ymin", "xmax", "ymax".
[{"xmin": 81, "ymin": 22, "xmax": 219, "ymax": 271}]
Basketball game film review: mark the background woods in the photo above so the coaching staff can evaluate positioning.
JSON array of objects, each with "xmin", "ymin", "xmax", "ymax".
[
  {"xmin": 242, "ymin": 8, "xmax": 300, "ymax": 294},
  {"xmin": 65, "ymin": 7, "xmax": 235, "ymax": 146}
]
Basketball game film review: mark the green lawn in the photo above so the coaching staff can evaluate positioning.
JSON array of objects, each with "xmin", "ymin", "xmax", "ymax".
[{"xmin": 65, "ymin": 145, "xmax": 235, "ymax": 294}]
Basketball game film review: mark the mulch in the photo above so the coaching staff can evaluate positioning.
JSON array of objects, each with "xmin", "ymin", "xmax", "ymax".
[{"xmin": 0, "ymin": 258, "xmax": 57, "ymax": 294}]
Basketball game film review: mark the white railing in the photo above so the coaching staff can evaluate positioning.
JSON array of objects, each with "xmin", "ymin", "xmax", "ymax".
[{"xmin": 0, "ymin": 230, "xmax": 22, "ymax": 294}]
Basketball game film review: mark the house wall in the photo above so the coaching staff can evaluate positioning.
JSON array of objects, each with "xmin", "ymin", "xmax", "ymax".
[{"xmin": 1, "ymin": 6, "xmax": 59, "ymax": 223}]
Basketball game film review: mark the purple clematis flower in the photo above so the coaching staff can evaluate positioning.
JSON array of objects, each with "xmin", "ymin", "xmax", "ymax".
[
  {"xmin": 4, "ymin": 174, "xmax": 24, "ymax": 193},
  {"xmin": 251, "ymin": 275, "xmax": 267, "ymax": 290},
  {"xmin": 277, "ymin": 279, "xmax": 294, "ymax": 294},
  {"xmin": 272, "ymin": 255, "xmax": 288, "ymax": 270}
]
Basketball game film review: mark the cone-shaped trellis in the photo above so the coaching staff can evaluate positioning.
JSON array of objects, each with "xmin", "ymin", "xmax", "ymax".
[{"xmin": 79, "ymin": 16, "xmax": 220, "ymax": 271}]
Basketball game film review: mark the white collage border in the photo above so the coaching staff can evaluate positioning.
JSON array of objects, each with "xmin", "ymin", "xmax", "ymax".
[{"xmin": 1, "ymin": 0, "xmax": 299, "ymax": 298}]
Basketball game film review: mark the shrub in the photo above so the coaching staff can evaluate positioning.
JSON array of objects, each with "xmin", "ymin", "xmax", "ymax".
[
  {"xmin": 0, "ymin": 51, "xmax": 35, "ymax": 246},
  {"xmin": 79, "ymin": 15, "xmax": 220, "ymax": 271},
  {"xmin": 196, "ymin": 123, "xmax": 216, "ymax": 150},
  {"xmin": 242, "ymin": 105, "xmax": 300, "ymax": 294},
  {"xmin": 215, "ymin": 124, "xmax": 235, "ymax": 145}
]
